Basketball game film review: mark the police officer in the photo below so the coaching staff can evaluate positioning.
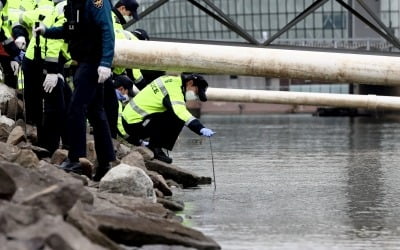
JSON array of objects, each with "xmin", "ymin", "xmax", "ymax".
[
  {"xmin": 104, "ymin": 0, "xmax": 139, "ymax": 139},
  {"xmin": 0, "ymin": 0, "xmax": 35, "ymax": 88},
  {"xmin": 120, "ymin": 74, "xmax": 216, "ymax": 164},
  {"xmin": 0, "ymin": 0, "xmax": 25, "ymax": 88},
  {"xmin": 20, "ymin": 0, "xmax": 56, "ymax": 140},
  {"xmin": 36, "ymin": 0, "xmax": 116, "ymax": 180},
  {"xmin": 113, "ymin": 75, "xmax": 137, "ymax": 140}
]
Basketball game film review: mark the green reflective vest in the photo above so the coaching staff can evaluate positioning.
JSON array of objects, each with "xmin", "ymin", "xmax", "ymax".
[
  {"xmin": 117, "ymin": 100, "xmax": 128, "ymax": 138},
  {"xmin": 23, "ymin": 0, "xmax": 54, "ymax": 61},
  {"xmin": 122, "ymin": 76, "xmax": 196, "ymax": 125}
]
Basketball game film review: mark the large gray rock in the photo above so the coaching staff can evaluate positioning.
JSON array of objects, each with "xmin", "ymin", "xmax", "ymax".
[
  {"xmin": 6, "ymin": 125, "xmax": 25, "ymax": 145},
  {"xmin": 91, "ymin": 212, "xmax": 221, "ymax": 250},
  {"xmin": 0, "ymin": 142, "xmax": 39, "ymax": 168},
  {"xmin": 67, "ymin": 202, "xmax": 121, "ymax": 250},
  {"xmin": 21, "ymin": 182, "xmax": 83, "ymax": 216},
  {"xmin": 90, "ymin": 190, "xmax": 174, "ymax": 219},
  {"xmin": 120, "ymin": 150, "xmax": 146, "ymax": 170},
  {"xmin": 14, "ymin": 149, "xmax": 39, "ymax": 168},
  {"xmin": 148, "ymin": 171, "xmax": 172, "ymax": 196},
  {"xmin": 0, "ymin": 161, "xmax": 89, "ymax": 206},
  {"xmin": 115, "ymin": 142, "xmax": 131, "ymax": 159},
  {"xmin": 0, "ymin": 115, "xmax": 14, "ymax": 128},
  {"xmin": 135, "ymin": 146, "xmax": 154, "ymax": 161},
  {"xmin": 0, "ymin": 166, "xmax": 16, "ymax": 200},
  {"xmin": 8, "ymin": 215, "xmax": 107, "ymax": 250},
  {"xmin": 145, "ymin": 160, "xmax": 202, "ymax": 188},
  {"xmin": 0, "ymin": 200, "xmax": 39, "ymax": 234},
  {"xmin": 99, "ymin": 164, "xmax": 156, "ymax": 202},
  {"xmin": 0, "ymin": 122, "xmax": 11, "ymax": 142}
]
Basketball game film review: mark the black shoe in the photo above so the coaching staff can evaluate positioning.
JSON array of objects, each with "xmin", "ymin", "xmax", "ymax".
[
  {"xmin": 93, "ymin": 165, "xmax": 111, "ymax": 182},
  {"xmin": 60, "ymin": 159, "xmax": 83, "ymax": 175},
  {"xmin": 151, "ymin": 147, "xmax": 172, "ymax": 164}
]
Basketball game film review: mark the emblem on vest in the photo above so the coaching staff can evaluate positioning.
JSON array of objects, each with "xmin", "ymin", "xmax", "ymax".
[{"xmin": 93, "ymin": 0, "xmax": 103, "ymax": 8}]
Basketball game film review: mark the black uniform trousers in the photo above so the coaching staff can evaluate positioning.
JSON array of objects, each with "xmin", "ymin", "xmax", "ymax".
[
  {"xmin": 68, "ymin": 62, "xmax": 115, "ymax": 166},
  {"xmin": 22, "ymin": 57, "xmax": 44, "ymax": 141},
  {"xmin": 122, "ymin": 110, "xmax": 184, "ymax": 151},
  {"xmin": 23, "ymin": 57, "xmax": 71, "ymax": 154},
  {"xmin": 103, "ymin": 78, "xmax": 118, "ymax": 139},
  {"xmin": 0, "ymin": 55, "xmax": 18, "ymax": 89},
  {"xmin": 42, "ymin": 77, "xmax": 72, "ymax": 154}
]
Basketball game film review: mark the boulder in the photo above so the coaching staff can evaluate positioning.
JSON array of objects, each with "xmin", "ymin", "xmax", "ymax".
[
  {"xmin": 91, "ymin": 212, "xmax": 221, "ymax": 250},
  {"xmin": 20, "ymin": 182, "xmax": 83, "ymax": 216},
  {"xmin": 120, "ymin": 150, "xmax": 146, "ymax": 170},
  {"xmin": 0, "ymin": 167, "xmax": 16, "ymax": 200},
  {"xmin": 90, "ymin": 191, "xmax": 174, "ymax": 219},
  {"xmin": 6, "ymin": 125, "xmax": 25, "ymax": 145},
  {"xmin": 8, "ymin": 215, "xmax": 106, "ymax": 250},
  {"xmin": 0, "ymin": 115, "xmax": 15, "ymax": 128},
  {"xmin": 157, "ymin": 197, "xmax": 184, "ymax": 212},
  {"xmin": 0, "ymin": 200, "xmax": 44, "ymax": 234},
  {"xmin": 115, "ymin": 142, "xmax": 131, "ymax": 159},
  {"xmin": 148, "ymin": 171, "xmax": 172, "ymax": 196},
  {"xmin": 67, "ymin": 202, "xmax": 121, "ymax": 250},
  {"xmin": 15, "ymin": 149, "xmax": 39, "ymax": 168},
  {"xmin": 135, "ymin": 146, "xmax": 154, "ymax": 161},
  {"xmin": 145, "ymin": 160, "xmax": 202, "ymax": 188},
  {"xmin": 99, "ymin": 164, "xmax": 156, "ymax": 202},
  {"xmin": 51, "ymin": 149, "xmax": 68, "ymax": 165}
]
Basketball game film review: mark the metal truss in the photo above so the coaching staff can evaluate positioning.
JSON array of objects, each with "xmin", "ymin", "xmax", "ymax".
[{"xmin": 124, "ymin": 0, "xmax": 400, "ymax": 52}]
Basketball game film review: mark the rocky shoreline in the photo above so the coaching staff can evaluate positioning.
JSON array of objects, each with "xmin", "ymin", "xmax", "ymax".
[{"xmin": 0, "ymin": 84, "xmax": 221, "ymax": 249}]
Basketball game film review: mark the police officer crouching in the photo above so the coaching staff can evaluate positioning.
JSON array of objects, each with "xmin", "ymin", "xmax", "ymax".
[{"xmin": 120, "ymin": 73, "xmax": 215, "ymax": 164}]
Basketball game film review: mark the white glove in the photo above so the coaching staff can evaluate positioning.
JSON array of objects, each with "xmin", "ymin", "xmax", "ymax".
[
  {"xmin": 14, "ymin": 36, "xmax": 26, "ymax": 50},
  {"xmin": 43, "ymin": 73, "xmax": 58, "ymax": 93},
  {"xmin": 200, "ymin": 128, "xmax": 215, "ymax": 137},
  {"xmin": 97, "ymin": 66, "xmax": 111, "ymax": 83},
  {"xmin": 33, "ymin": 23, "xmax": 46, "ymax": 37},
  {"xmin": 10, "ymin": 61, "xmax": 19, "ymax": 76}
]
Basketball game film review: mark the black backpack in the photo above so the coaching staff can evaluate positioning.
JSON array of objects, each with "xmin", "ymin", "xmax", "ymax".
[{"xmin": 63, "ymin": 0, "xmax": 86, "ymax": 41}]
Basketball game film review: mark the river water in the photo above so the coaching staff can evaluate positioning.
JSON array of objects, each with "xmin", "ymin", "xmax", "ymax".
[{"xmin": 170, "ymin": 114, "xmax": 400, "ymax": 250}]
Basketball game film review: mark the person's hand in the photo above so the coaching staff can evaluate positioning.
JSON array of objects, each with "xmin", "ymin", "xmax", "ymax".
[
  {"xmin": 97, "ymin": 66, "xmax": 111, "ymax": 83},
  {"xmin": 200, "ymin": 128, "xmax": 215, "ymax": 137},
  {"xmin": 14, "ymin": 36, "xmax": 26, "ymax": 50},
  {"xmin": 10, "ymin": 61, "xmax": 19, "ymax": 76},
  {"xmin": 33, "ymin": 23, "xmax": 46, "ymax": 37},
  {"xmin": 43, "ymin": 73, "xmax": 58, "ymax": 93}
]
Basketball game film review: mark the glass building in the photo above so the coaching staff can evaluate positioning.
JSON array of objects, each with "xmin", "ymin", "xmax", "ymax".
[
  {"xmin": 133, "ymin": 0, "xmax": 399, "ymax": 48},
  {"xmin": 131, "ymin": 0, "xmax": 400, "ymax": 94}
]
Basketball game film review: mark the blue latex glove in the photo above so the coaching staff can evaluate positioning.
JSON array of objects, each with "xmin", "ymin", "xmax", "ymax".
[
  {"xmin": 200, "ymin": 128, "xmax": 215, "ymax": 137},
  {"xmin": 13, "ymin": 50, "xmax": 25, "ymax": 64}
]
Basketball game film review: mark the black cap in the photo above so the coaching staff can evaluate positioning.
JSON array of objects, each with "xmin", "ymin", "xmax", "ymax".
[
  {"xmin": 182, "ymin": 73, "xmax": 208, "ymax": 102},
  {"xmin": 113, "ymin": 75, "xmax": 135, "ymax": 97},
  {"xmin": 120, "ymin": 0, "xmax": 139, "ymax": 20},
  {"xmin": 133, "ymin": 28, "xmax": 149, "ymax": 40}
]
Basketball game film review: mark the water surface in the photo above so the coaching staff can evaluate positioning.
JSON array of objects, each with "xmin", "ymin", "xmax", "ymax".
[{"xmin": 171, "ymin": 114, "xmax": 400, "ymax": 250}]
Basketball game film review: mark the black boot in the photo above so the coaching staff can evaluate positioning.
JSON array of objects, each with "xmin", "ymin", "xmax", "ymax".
[
  {"xmin": 93, "ymin": 165, "xmax": 112, "ymax": 182},
  {"xmin": 60, "ymin": 159, "xmax": 83, "ymax": 175},
  {"xmin": 150, "ymin": 147, "xmax": 172, "ymax": 164}
]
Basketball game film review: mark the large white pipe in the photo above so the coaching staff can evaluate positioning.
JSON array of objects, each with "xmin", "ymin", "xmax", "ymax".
[
  {"xmin": 206, "ymin": 88, "xmax": 400, "ymax": 110},
  {"xmin": 114, "ymin": 40, "xmax": 400, "ymax": 86}
]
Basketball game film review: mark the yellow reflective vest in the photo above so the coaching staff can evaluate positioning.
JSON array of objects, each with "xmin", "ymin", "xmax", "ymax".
[
  {"xmin": 117, "ymin": 100, "xmax": 128, "ymax": 138},
  {"xmin": 122, "ymin": 76, "xmax": 196, "ymax": 126},
  {"xmin": 23, "ymin": 0, "xmax": 55, "ymax": 61}
]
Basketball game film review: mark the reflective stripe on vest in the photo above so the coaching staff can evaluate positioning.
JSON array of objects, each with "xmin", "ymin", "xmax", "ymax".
[{"xmin": 128, "ymin": 99, "xmax": 148, "ymax": 118}]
